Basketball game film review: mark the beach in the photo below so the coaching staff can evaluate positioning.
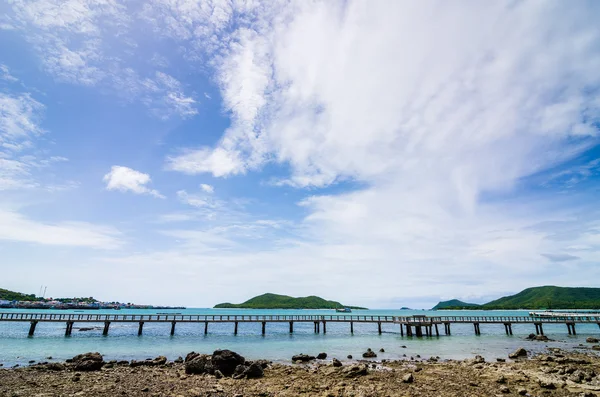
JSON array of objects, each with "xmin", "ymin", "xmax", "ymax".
[{"xmin": 2, "ymin": 348, "xmax": 600, "ymax": 397}]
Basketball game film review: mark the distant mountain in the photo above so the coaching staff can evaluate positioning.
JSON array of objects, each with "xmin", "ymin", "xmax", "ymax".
[
  {"xmin": 483, "ymin": 286, "xmax": 600, "ymax": 310},
  {"xmin": 214, "ymin": 293, "xmax": 367, "ymax": 310},
  {"xmin": 432, "ymin": 286, "xmax": 600, "ymax": 310},
  {"xmin": 0, "ymin": 288, "xmax": 38, "ymax": 302},
  {"xmin": 431, "ymin": 299, "xmax": 480, "ymax": 310}
]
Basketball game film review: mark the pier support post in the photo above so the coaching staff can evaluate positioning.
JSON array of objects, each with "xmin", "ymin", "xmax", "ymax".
[
  {"xmin": 28, "ymin": 321, "xmax": 38, "ymax": 336},
  {"xmin": 416, "ymin": 326, "xmax": 422, "ymax": 337},
  {"xmin": 322, "ymin": 321, "xmax": 327, "ymax": 334},
  {"xmin": 378, "ymin": 322, "xmax": 382, "ymax": 335},
  {"xmin": 425, "ymin": 326, "xmax": 429, "ymax": 337},
  {"xmin": 171, "ymin": 321, "xmax": 176, "ymax": 336},
  {"xmin": 262, "ymin": 321, "xmax": 266, "ymax": 335},
  {"xmin": 474, "ymin": 323, "xmax": 480, "ymax": 335},
  {"xmin": 234, "ymin": 322, "xmax": 238, "ymax": 335},
  {"xmin": 289, "ymin": 321, "xmax": 294, "ymax": 333},
  {"xmin": 65, "ymin": 321, "xmax": 74, "ymax": 336},
  {"xmin": 406, "ymin": 325, "xmax": 412, "ymax": 337},
  {"xmin": 350, "ymin": 321, "xmax": 354, "ymax": 334},
  {"xmin": 444, "ymin": 322, "xmax": 451, "ymax": 335},
  {"xmin": 539, "ymin": 323, "xmax": 543, "ymax": 336},
  {"xmin": 138, "ymin": 321, "xmax": 144, "ymax": 336},
  {"xmin": 434, "ymin": 324, "xmax": 439, "ymax": 337},
  {"xmin": 103, "ymin": 321, "xmax": 111, "ymax": 336},
  {"xmin": 400, "ymin": 323, "xmax": 403, "ymax": 336},
  {"xmin": 204, "ymin": 322, "xmax": 208, "ymax": 335}
]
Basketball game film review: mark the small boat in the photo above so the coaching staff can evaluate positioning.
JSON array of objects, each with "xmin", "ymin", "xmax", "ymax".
[{"xmin": 336, "ymin": 308, "xmax": 352, "ymax": 313}]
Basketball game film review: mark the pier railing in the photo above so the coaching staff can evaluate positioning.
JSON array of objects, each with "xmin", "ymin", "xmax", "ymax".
[{"xmin": 2, "ymin": 312, "xmax": 599, "ymax": 337}]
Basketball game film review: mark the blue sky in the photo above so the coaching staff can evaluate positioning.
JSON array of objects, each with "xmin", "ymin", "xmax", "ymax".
[{"xmin": 1, "ymin": 0, "xmax": 599, "ymax": 308}]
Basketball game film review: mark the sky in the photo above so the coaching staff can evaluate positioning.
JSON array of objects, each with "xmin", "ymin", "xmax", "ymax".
[{"xmin": 0, "ymin": 0, "xmax": 599, "ymax": 309}]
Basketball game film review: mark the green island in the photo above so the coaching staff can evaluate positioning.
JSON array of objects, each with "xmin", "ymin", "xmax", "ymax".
[
  {"xmin": 214, "ymin": 293, "xmax": 367, "ymax": 310},
  {"xmin": 432, "ymin": 286, "xmax": 600, "ymax": 310}
]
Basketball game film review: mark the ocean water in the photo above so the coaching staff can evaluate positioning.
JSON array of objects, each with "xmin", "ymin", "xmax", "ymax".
[{"xmin": 1, "ymin": 308, "xmax": 599, "ymax": 367}]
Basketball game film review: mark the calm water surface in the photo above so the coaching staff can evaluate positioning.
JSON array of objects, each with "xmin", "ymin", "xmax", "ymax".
[{"xmin": 1, "ymin": 308, "xmax": 599, "ymax": 367}]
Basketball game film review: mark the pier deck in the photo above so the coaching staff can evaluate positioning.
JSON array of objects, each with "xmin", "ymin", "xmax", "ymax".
[{"xmin": 1, "ymin": 312, "xmax": 599, "ymax": 337}]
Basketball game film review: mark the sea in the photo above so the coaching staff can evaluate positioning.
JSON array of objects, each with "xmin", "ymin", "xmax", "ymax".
[{"xmin": 1, "ymin": 308, "xmax": 599, "ymax": 367}]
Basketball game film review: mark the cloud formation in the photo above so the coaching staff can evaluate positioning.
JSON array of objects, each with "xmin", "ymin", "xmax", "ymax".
[{"xmin": 103, "ymin": 166, "xmax": 164, "ymax": 198}]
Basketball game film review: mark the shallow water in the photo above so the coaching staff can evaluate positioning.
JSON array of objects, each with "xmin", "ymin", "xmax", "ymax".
[{"xmin": 1, "ymin": 308, "xmax": 599, "ymax": 367}]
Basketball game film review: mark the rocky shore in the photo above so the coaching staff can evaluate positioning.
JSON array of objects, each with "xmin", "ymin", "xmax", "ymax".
[{"xmin": 1, "ymin": 348, "xmax": 600, "ymax": 396}]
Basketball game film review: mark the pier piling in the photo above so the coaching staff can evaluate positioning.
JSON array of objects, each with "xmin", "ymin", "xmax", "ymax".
[
  {"xmin": 434, "ymin": 324, "xmax": 439, "ymax": 336},
  {"xmin": 234, "ymin": 321, "xmax": 238, "ymax": 335},
  {"xmin": 65, "ymin": 321, "xmax": 74, "ymax": 336},
  {"xmin": 474, "ymin": 323, "xmax": 481, "ymax": 335},
  {"xmin": 204, "ymin": 322, "xmax": 208, "ymax": 335},
  {"xmin": 350, "ymin": 321, "xmax": 354, "ymax": 334},
  {"xmin": 400, "ymin": 323, "xmax": 403, "ymax": 336},
  {"xmin": 323, "ymin": 321, "xmax": 327, "ymax": 334},
  {"xmin": 171, "ymin": 321, "xmax": 176, "ymax": 336},
  {"xmin": 378, "ymin": 322, "xmax": 382, "ymax": 335},
  {"xmin": 261, "ymin": 321, "xmax": 266, "ymax": 335},
  {"xmin": 289, "ymin": 321, "xmax": 293, "ymax": 333},
  {"xmin": 28, "ymin": 320, "xmax": 37, "ymax": 336},
  {"xmin": 138, "ymin": 321, "xmax": 144, "ymax": 336},
  {"xmin": 103, "ymin": 321, "xmax": 110, "ymax": 336},
  {"xmin": 415, "ymin": 326, "xmax": 423, "ymax": 337}
]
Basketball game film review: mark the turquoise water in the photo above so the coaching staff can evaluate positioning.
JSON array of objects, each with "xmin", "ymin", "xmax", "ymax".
[{"xmin": 1, "ymin": 308, "xmax": 599, "ymax": 367}]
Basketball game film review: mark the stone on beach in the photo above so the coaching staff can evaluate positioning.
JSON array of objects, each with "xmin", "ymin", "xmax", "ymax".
[
  {"xmin": 70, "ymin": 352, "xmax": 104, "ymax": 372},
  {"xmin": 341, "ymin": 364, "xmax": 368, "ymax": 378},
  {"xmin": 212, "ymin": 349, "xmax": 246, "ymax": 377},
  {"xmin": 316, "ymin": 352, "xmax": 327, "ymax": 359},
  {"xmin": 586, "ymin": 337, "xmax": 599, "ymax": 343},
  {"xmin": 362, "ymin": 348, "xmax": 377, "ymax": 358},
  {"xmin": 508, "ymin": 348, "xmax": 527, "ymax": 359},
  {"xmin": 292, "ymin": 354, "xmax": 316, "ymax": 362},
  {"xmin": 185, "ymin": 354, "xmax": 213, "ymax": 375},
  {"xmin": 332, "ymin": 358, "xmax": 343, "ymax": 367}
]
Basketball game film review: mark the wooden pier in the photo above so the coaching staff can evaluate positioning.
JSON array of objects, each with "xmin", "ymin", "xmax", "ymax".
[{"xmin": 2, "ymin": 312, "xmax": 599, "ymax": 337}]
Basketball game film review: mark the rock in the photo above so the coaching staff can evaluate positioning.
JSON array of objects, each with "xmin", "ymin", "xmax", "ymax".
[
  {"xmin": 592, "ymin": 345, "xmax": 600, "ymax": 351},
  {"xmin": 130, "ymin": 356, "xmax": 167, "ymax": 367},
  {"xmin": 292, "ymin": 354, "xmax": 316, "ymax": 362},
  {"xmin": 517, "ymin": 388, "xmax": 527, "ymax": 395},
  {"xmin": 174, "ymin": 356, "xmax": 184, "ymax": 364},
  {"xmin": 185, "ymin": 352, "xmax": 200, "ymax": 362},
  {"xmin": 499, "ymin": 386, "xmax": 510, "ymax": 394},
  {"xmin": 347, "ymin": 355, "xmax": 353, "ymax": 359},
  {"xmin": 526, "ymin": 333, "xmax": 536, "ymax": 340},
  {"xmin": 401, "ymin": 345, "xmax": 407, "ymax": 348},
  {"xmin": 71, "ymin": 352, "xmax": 104, "ymax": 372},
  {"xmin": 538, "ymin": 379, "xmax": 556, "ymax": 389},
  {"xmin": 45, "ymin": 362, "xmax": 66, "ymax": 371},
  {"xmin": 141, "ymin": 386, "xmax": 149, "ymax": 392},
  {"xmin": 586, "ymin": 337, "xmax": 599, "ymax": 343},
  {"xmin": 402, "ymin": 373, "xmax": 414, "ymax": 383},
  {"xmin": 244, "ymin": 362, "xmax": 264, "ymax": 379},
  {"xmin": 78, "ymin": 327, "xmax": 95, "ymax": 332},
  {"xmin": 332, "ymin": 358, "xmax": 342, "ymax": 367},
  {"xmin": 214, "ymin": 370, "xmax": 223, "ymax": 379},
  {"xmin": 211, "ymin": 350, "xmax": 245, "ymax": 377},
  {"xmin": 247, "ymin": 359, "xmax": 270, "ymax": 369},
  {"xmin": 472, "ymin": 355, "xmax": 485, "ymax": 364},
  {"xmin": 362, "ymin": 349, "xmax": 377, "ymax": 358},
  {"xmin": 185, "ymin": 354, "xmax": 213, "ymax": 375},
  {"xmin": 317, "ymin": 352, "xmax": 327, "ymax": 359},
  {"xmin": 496, "ymin": 375, "xmax": 506, "ymax": 384},
  {"xmin": 341, "ymin": 364, "xmax": 368, "ymax": 378},
  {"xmin": 379, "ymin": 348, "xmax": 385, "ymax": 352},
  {"xmin": 535, "ymin": 335, "xmax": 549, "ymax": 341},
  {"xmin": 46, "ymin": 356, "xmax": 53, "ymax": 360},
  {"xmin": 28, "ymin": 360, "xmax": 35, "ymax": 364},
  {"xmin": 496, "ymin": 358, "xmax": 506, "ymax": 362},
  {"xmin": 509, "ymin": 348, "xmax": 527, "ymax": 359}
]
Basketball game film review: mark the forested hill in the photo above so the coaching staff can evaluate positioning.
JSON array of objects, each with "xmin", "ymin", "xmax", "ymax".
[
  {"xmin": 214, "ymin": 293, "xmax": 367, "ymax": 310},
  {"xmin": 431, "ymin": 299, "xmax": 480, "ymax": 310},
  {"xmin": 432, "ymin": 286, "xmax": 600, "ymax": 310},
  {"xmin": 0, "ymin": 288, "xmax": 38, "ymax": 302},
  {"xmin": 483, "ymin": 286, "xmax": 600, "ymax": 310}
]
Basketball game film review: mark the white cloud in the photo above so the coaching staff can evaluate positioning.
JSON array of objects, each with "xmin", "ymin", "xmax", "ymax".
[
  {"xmin": 167, "ymin": 147, "xmax": 245, "ymax": 177},
  {"xmin": 200, "ymin": 183, "xmax": 214, "ymax": 193},
  {"xmin": 4, "ymin": 0, "xmax": 198, "ymax": 118},
  {"xmin": 0, "ymin": 64, "xmax": 19, "ymax": 82},
  {"xmin": 103, "ymin": 166, "xmax": 164, "ymax": 198},
  {"xmin": 0, "ymin": 209, "xmax": 122, "ymax": 249}
]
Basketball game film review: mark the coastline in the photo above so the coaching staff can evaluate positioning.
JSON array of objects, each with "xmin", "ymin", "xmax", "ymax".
[{"xmin": 2, "ymin": 349, "xmax": 600, "ymax": 396}]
